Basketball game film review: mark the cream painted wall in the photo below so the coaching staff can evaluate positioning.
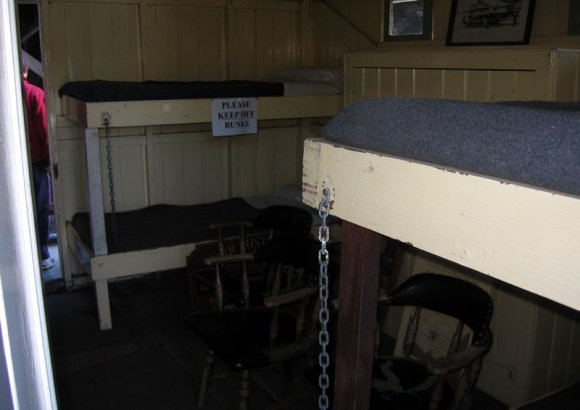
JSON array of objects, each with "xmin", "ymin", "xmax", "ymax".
[{"xmin": 324, "ymin": 0, "xmax": 383, "ymax": 43}]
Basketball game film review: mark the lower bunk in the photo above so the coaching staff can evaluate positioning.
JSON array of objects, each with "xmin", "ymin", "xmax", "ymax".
[{"xmin": 67, "ymin": 190, "xmax": 324, "ymax": 330}]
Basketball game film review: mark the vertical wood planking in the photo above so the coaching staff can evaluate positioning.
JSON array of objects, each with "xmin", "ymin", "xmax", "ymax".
[
  {"xmin": 46, "ymin": 1, "xmax": 70, "ymax": 114},
  {"xmin": 118, "ymin": 144, "xmax": 148, "ymax": 210},
  {"xmin": 464, "ymin": 70, "xmax": 489, "ymax": 101},
  {"xmin": 568, "ymin": 322, "xmax": 580, "ymax": 381},
  {"xmin": 255, "ymin": 135, "xmax": 276, "ymax": 194},
  {"xmin": 148, "ymin": 133, "xmax": 228, "ymax": 205},
  {"xmin": 363, "ymin": 68, "xmax": 380, "ymax": 98},
  {"xmin": 546, "ymin": 309, "xmax": 573, "ymax": 391},
  {"xmin": 89, "ymin": 3, "xmax": 115, "ymax": 80},
  {"xmin": 396, "ymin": 68, "xmax": 414, "ymax": 97},
  {"xmin": 273, "ymin": 132, "xmax": 299, "ymax": 189},
  {"xmin": 140, "ymin": 2, "xmax": 157, "ymax": 80},
  {"xmin": 231, "ymin": 136, "xmax": 258, "ymax": 196},
  {"xmin": 513, "ymin": 71, "xmax": 536, "ymax": 100},
  {"xmin": 155, "ymin": 6, "xmax": 180, "ymax": 80},
  {"xmin": 488, "ymin": 71, "xmax": 516, "ymax": 101},
  {"xmin": 528, "ymin": 304, "xmax": 557, "ymax": 398},
  {"xmin": 255, "ymin": 9, "xmax": 274, "ymax": 79},
  {"xmin": 414, "ymin": 69, "xmax": 443, "ymax": 98},
  {"xmin": 112, "ymin": 4, "xmax": 141, "ymax": 81},
  {"xmin": 349, "ymin": 68, "xmax": 365, "ymax": 102},
  {"xmin": 177, "ymin": 7, "xmax": 201, "ymax": 80},
  {"xmin": 553, "ymin": 52, "xmax": 580, "ymax": 101},
  {"xmin": 198, "ymin": 7, "xmax": 226, "ymax": 80},
  {"xmin": 271, "ymin": 10, "xmax": 298, "ymax": 71},
  {"xmin": 312, "ymin": 24, "xmax": 347, "ymax": 67},
  {"xmin": 378, "ymin": 68, "xmax": 396, "ymax": 97},
  {"xmin": 229, "ymin": 129, "xmax": 302, "ymax": 197},
  {"xmin": 65, "ymin": 2, "xmax": 92, "ymax": 80},
  {"xmin": 99, "ymin": 136, "xmax": 148, "ymax": 212},
  {"xmin": 442, "ymin": 69, "xmax": 466, "ymax": 100},
  {"xmin": 235, "ymin": 8, "xmax": 257, "ymax": 79},
  {"xmin": 201, "ymin": 139, "xmax": 227, "ymax": 202},
  {"xmin": 161, "ymin": 143, "xmax": 185, "ymax": 205},
  {"xmin": 181, "ymin": 139, "xmax": 204, "ymax": 204},
  {"xmin": 58, "ymin": 139, "xmax": 88, "ymax": 219}
]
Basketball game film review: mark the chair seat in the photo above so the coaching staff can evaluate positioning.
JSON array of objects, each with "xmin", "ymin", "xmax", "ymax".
[{"xmin": 185, "ymin": 307, "xmax": 301, "ymax": 371}]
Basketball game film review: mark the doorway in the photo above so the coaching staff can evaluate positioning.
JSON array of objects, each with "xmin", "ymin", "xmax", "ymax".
[{"xmin": 19, "ymin": 2, "xmax": 63, "ymax": 290}]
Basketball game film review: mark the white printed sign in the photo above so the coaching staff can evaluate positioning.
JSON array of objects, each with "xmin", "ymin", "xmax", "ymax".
[{"xmin": 211, "ymin": 98, "xmax": 257, "ymax": 137}]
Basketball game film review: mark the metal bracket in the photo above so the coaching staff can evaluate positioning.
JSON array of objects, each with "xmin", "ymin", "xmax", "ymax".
[{"xmin": 101, "ymin": 112, "xmax": 111, "ymax": 127}]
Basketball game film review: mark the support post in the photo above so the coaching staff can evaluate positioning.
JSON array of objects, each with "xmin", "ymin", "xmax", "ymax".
[
  {"xmin": 85, "ymin": 128, "xmax": 111, "ymax": 329},
  {"xmin": 84, "ymin": 127, "xmax": 107, "ymax": 256},
  {"xmin": 94, "ymin": 279, "xmax": 112, "ymax": 330},
  {"xmin": 333, "ymin": 221, "xmax": 381, "ymax": 410}
]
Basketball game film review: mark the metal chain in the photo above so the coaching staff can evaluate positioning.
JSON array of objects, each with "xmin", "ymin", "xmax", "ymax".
[
  {"xmin": 317, "ymin": 187, "xmax": 331, "ymax": 410},
  {"xmin": 102, "ymin": 113, "xmax": 117, "ymax": 243}
]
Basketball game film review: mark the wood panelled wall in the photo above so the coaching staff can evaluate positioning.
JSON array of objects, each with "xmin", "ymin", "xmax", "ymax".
[{"xmin": 43, "ymin": 0, "xmax": 327, "ymax": 114}]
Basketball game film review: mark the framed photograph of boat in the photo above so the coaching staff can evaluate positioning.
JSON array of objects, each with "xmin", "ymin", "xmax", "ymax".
[{"xmin": 447, "ymin": 0, "xmax": 535, "ymax": 45}]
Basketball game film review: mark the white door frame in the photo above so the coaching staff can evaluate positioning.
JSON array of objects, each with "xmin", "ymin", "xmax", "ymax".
[{"xmin": 0, "ymin": 1, "xmax": 57, "ymax": 409}]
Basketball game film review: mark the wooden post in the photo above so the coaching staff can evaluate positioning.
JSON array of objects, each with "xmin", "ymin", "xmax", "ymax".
[{"xmin": 333, "ymin": 221, "xmax": 381, "ymax": 410}]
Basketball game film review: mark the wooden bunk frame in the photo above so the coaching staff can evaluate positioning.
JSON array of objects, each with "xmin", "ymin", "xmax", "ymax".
[
  {"xmin": 301, "ymin": 47, "xmax": 580, "ymax": 409},
  {"xmin": 62, "ymin": 93, "xmax": 342, "ymax": 330},
  {"xmin": 61, "ymin": 94, "xmax": 342, "ymax": 128}
]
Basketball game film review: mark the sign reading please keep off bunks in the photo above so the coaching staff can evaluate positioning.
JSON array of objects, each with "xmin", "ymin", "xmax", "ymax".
[{"xmin": 211, "ymin": 98, "xmax": 257, "ymax": 137}]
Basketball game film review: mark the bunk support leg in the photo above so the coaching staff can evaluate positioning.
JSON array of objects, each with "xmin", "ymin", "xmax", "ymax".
[
  {"xmin": 84, "ymin": 128, "xmax": 108, "ymax": 256},
  {"xmin": 85, "ymin": 128, "xmax": 112, "ymax": 330},
  {"xmin": 95, "ymin": 279, "xmax": 112, "ymax": 330},
  {"xmin": 334, "ymin": 221, "xmax": 381, "ymax": 410}
]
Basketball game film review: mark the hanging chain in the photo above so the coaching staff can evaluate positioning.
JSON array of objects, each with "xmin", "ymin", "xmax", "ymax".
[
  {"xmin": 318, "ymin": 187, "xmax": 331, "ymax": 410},
  {"xmin": 102, "ymin": 113, "xmax": 117, "ymax": 244}
]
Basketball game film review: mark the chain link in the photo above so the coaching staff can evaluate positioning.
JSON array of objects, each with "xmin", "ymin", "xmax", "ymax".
[
  {"xmin": 318, "ymin": 187, "xmax": 331, "ymax": 410},
  {"xmin": 103, "ymin": 114, "xmax": 117, "ymax": 243}
]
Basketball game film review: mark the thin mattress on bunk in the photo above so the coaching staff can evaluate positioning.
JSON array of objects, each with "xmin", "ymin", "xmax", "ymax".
[
  {"xmin": 58, "ymin": 80, "xmax": 285, "ymax": 102},
  {"xmin": 71, "ymin": 198, "xmax": 262, "ymax": 254},
  {"xmin": 70, "ymin": 185, "xmax": 331, "ymax": 254},
  {"xmin": 58, "ymin": 71, "xmax": 343, "ymax": 102},
  {"xmin": 321, "ymin": 99, "xmax": 580, "ymax": 197}
]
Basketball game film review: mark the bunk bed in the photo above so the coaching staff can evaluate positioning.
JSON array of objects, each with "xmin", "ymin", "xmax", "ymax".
[
  {"xmin": 59, "ymin": 74, "xmax": 343, "ymax": 330},
  {"xmin": 59, "ymin": 72, "xmax": 343, "ymax": 128},
  {"xmin": 294, "ymin": 47, "xmax": 580, "ymax": 409},
  {"xmin": 301, "ymin": 98, "xmax": 580, "ymax": 410}
]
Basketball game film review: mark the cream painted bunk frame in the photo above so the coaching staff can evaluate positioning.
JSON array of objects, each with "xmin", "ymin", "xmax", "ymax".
[
  {"xmin": 301, "ymin": 48, "xmax": 580, "ymax": 410},
  {"xmin": 62, "ymin": 93, "xmax": 342, "ymax": 330}
]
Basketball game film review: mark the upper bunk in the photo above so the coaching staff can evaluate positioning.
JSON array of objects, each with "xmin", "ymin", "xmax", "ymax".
[
  {"xmin": 302, "ymin": 48, "xmax": 580, "ymax": 313},
  {"xmin": 59, "ymin": 71, "xmax": 344, "ymax": 128}
]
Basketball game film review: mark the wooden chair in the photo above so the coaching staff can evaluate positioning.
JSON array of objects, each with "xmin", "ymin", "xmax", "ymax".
[
  {"xmin": 189, "ymin": 205, "xmax": 313, "ymax": 310},
  {"xmin": 371, "ymin": 273, "xmax": 494, "ymax": 410},
  {"xmin": 185, "ymin": 235, "xmax": 321, "ymax": 409}
]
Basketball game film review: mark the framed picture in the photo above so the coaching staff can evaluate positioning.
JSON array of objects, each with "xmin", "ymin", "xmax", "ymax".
[{"xmin": 447, "ymin": 0, "xmax": 535, "ymax": 46}]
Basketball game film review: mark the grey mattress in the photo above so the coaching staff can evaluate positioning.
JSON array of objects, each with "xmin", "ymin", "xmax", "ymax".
[{"xmin": 322, "ymin": 99, "xmax": 580, "ymax": 197}]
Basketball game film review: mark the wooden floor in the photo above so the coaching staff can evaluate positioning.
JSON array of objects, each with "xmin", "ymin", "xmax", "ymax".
[
  {"xmin": 41, "ymin": 241, "xmax": 507, "ymax": 410},
  {"xmin": 43, "ymin": 265, "xmax": 319, "ymax": 410}
]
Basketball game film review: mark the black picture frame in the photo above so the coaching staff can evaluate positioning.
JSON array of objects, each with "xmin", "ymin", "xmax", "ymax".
[{"xmin": 447, "ymin": 0, "xmax": 535, "ymax": 46}]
